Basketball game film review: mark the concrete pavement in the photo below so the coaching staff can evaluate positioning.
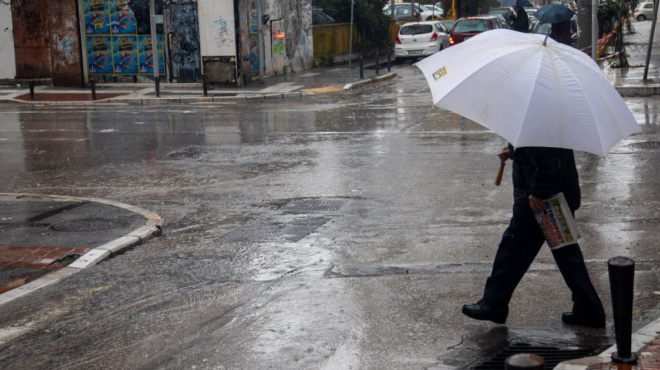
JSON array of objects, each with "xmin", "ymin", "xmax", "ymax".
[{"xmin": 0, "ymin": 19, "xmax": 659, "ymax": 369}]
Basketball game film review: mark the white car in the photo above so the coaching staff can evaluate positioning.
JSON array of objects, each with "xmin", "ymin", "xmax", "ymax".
[
  {"xmin": 384, "ymin": 3, "xmax": 443, "ymax": 21},
  {"xmin": 634, "ymin": 1, "xmax": 654, "ymax": 21},
  {"xmin": 394, "ymin": 21, "xmax": 451, "ymax": 61}
]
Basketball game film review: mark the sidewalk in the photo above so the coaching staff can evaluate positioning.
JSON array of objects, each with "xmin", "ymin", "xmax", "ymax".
[{"xmin": 0, "ymin": 193, "xmax": 162, "ymax": 306}]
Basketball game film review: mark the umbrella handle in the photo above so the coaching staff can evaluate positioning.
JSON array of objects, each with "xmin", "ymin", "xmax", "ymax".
[{"xmin": 495, "ymin": 161, "xmax": 506, "ymax": 186}]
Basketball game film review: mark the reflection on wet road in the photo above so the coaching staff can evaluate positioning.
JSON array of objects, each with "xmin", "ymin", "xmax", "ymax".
[{"xmin": 0, "ymin": 66, "xmax": 659, "ymax": 369}]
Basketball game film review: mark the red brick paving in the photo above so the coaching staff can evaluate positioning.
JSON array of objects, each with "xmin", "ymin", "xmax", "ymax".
[
  {"xmin": 588, "ymin": 339, "xmax": 660, "ymax": 369},
  {"xmin": 0, "ymin": 245, "xmax": 90, "ymax": 294}
]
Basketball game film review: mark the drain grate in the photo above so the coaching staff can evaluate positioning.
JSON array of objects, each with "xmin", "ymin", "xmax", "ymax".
[
  {"xmin": 280, "ymin": 198, "xmax": 347, "ymax": 214},
  {"xmin": 218, "ymin": 217, "xmax": 329, "ymax": 243},
  {"xmin": 50, "ymin": 218, "xmax": 130, "ymax": 232},
  {"xmin": 468, "ymin": 340, "xmax": 607, "ymax": 369},
  {"xmin": 628, "ymin": 141, "xmax": 660, "ymax": 149}
]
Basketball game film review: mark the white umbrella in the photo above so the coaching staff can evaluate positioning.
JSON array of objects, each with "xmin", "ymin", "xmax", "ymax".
[{"xmin": 415, "ymin": 29, "xmax": 641, "ymax": 157}]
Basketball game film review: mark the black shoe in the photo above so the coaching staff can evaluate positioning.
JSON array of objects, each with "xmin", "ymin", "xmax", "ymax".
[
  {"xmin": 561, "ymin": 312, "xmax": 606, "ymax": 328},
  {"xmin": 462, "ymin": 300, "xmax": 508, "ymax": 324}
]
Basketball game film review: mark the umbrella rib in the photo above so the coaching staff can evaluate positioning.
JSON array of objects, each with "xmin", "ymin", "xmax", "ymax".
[{"xmin": 554, "ymin": 52, "xmax": 607, "ymax": 155}]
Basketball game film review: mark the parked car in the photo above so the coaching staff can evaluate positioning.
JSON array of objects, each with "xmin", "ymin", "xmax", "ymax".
[
  {"xmin": 532, "ymin": 18, "xmax": 580, "ymax": 48},
  {"xmin": 449, "ymin": 15, "xmax": 505, "ymax": 46},
  {"xmin": 312, "ymin": 8, "xmax": 336, "ymax": 25},
  {"xmin": 488, "ymin": 7, "xmax": 513, "ymax": 22},
  {"xmin": 383, "ymin": 3, "xmax": 422, "ymax": 22},
  {"xmin": 634, "ymin": 1, "xmax": 654, "ymax": 21},
  {"xmin": 384, "ymin": 3, "xmax": 441, "ymax": 21},
  {"xmin": 394, "ymin": 21, "xmax": 451, "ymax": 61},
  {"xmin": 420, "ymin": 4, "xmax": 445, "ymax": 19}
]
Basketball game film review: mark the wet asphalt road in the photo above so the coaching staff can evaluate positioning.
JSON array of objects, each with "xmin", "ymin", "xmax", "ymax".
[{"xmin": 1, "ymin": 65, "xmax": 660, "ymax": 369}]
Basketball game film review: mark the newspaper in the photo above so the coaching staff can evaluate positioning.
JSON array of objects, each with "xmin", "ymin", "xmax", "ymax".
[{"xmin": 534, "ymin": 193, "xmax": 581, "ymax": 250}]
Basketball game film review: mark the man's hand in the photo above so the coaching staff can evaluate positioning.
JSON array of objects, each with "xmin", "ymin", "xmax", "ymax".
[
  {"xmin": 529, "ymin": 195, "xmax": 545, "ymax": 213},
  {"xmin": 497, "ymin": 147, "xmax": 511, "ymax": 163}
]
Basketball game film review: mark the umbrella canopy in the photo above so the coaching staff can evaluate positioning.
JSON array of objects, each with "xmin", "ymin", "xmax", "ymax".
[
  {"xmin": 415, "ymin": 29, "xmax": 640, "ymax": 157},
  {"xmin": 535, "ymin": 3, "xmax": 575, "ymax": 23},
  {"xmin": 498, "ymin": 0, "xmax": 533, "ymax": 7}
]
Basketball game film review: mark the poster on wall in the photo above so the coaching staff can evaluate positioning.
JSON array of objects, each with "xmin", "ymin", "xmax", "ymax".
[
  {"xmin": 83, "ymin": 0, "xmax": 109, "ymax": 13},
  {"xmin": 111, "ymin": 10, "xmax": 137, "ymax": 34},
  {"xmin": 87, "ymin": 36, "xmax": 113, "ymax": 74},
  {"xmin": 109, "ymin": 0, "xmax": 131, "ymax": 13},
  {"xmin": 85, "ymin": 12, "xmax": 111, "ymax": 35},
  {"xmin": 138, "ymin": 36, "xmax": 165, "ymax": 74},
  {"xmin": 112, "ymin": 36, "xmax": 138, "ymax": 74}
]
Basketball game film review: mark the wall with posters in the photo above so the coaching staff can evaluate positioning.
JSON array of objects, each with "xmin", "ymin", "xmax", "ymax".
[
  {"xmin": 9, "ymin": 0, "xmax": 82, "ymax": 86},
  {"xmin": 83, "ymin": 0, "xmax": 164, "ymax": 77},
  {"xmin": 0, "ymin": 2, "xmax": 16, "ymax": 80}
]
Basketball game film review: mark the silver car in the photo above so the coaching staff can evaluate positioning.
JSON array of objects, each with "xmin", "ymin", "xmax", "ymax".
[{"xmin": 394, "ymin": 21, "xmax": 451, "ymax": 61}]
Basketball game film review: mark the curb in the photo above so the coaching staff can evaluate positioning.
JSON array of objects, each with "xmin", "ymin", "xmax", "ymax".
[
  {"xmin": 343, "ymin": 72, "xmax": 398, "ymax": 90},
  {"xmin": 0, "ymin": 193, "xmax": 163, "ymax": 307},
  {"xmin": 555, "ymin": 317, "xmax": 660, "ymax": 369}
]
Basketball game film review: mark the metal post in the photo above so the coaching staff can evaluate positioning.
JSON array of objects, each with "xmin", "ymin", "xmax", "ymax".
[
  {"xmin": 608, "ymin": 256, "xmax": 638, "ymax": 364},
  {"xmin": 591, "ymin": 0, "xmax": 597, "ymax": 60},
  {"xmin": 505, "ymin": 354, "xmax": 545, "ymax": 369},
  {"xmin": 91, "ymin": 80, "xmax": 97, "ymax": 101},
  {"xmin": 203, "ymin": 74, "xmax": 208, "ymax": 96},
  {"xmin": 643, "ymin": 0, "xmax": 659, "ymax": 80},
  {"xmin": 359, "ymin": 53, "xmax": 364, "ymax": 79},
  {"xmin": 375, "ymin": 50, "xmax": 380, "ymax": 75},
  {"xmin": 149, "ymin": 0, "xmax": 160, "ymax": 93},
  {"xmin": 387, "ymin": 47, "xmax": 392, "ymax": 72},
  {"xmin": 349, "ymin": 0, "xmax": 354, "ymax": 70},
  {"xmin": 29, "ymin": 81, "xmax": 35, "ymax": 101}
]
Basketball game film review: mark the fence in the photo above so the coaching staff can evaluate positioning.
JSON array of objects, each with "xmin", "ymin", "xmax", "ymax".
[{"xmin": 312, "ymin": 22, "xmax": 399, "ymax": 61}]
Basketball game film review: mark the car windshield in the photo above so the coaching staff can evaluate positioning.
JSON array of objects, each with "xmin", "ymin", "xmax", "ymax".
[
  {"xmin": 454, "ymin": 20, "xmax": 489, "ymax": 33},
  {"xmin": 401, "ymin": 24, "xmax": 433, "ymax": 35}
]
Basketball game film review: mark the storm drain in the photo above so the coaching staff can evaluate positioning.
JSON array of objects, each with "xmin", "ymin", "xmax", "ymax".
[
  {"xmin": 50, "ymin": 217, "xmax": 130, "ymax": 232},
  {"xmin": 628, "ymin": 141, "xmax": 660, "ymax": 150},
  {"xmin": 218, "ymin": 217, "xmax": 329, "ymax": 243},
  {"xmin": 279, "ymin": 198, "xmax": 348, "ymax": 214},
  {"xmin": 467, "ymin": 340, "xmax": 607, "ymax": 369}
]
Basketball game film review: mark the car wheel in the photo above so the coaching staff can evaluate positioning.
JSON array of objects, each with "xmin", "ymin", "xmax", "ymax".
[
  {"xmin": 637, "ymin": 14, "xmax": 646, "ymax": 21},
  {"xmin": 439, "ymin": 44, "xmax": 444, "ymax": 52}
]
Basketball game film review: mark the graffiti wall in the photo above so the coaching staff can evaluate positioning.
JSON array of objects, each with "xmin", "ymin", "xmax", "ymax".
[
  {"xmin": 10, "ymin": 0, "xmax": 82, "ymax": 86},
  {"xmin": 198, "ymin": 0, "xmax": 236, "ymax": 57},
  {"xmin": 0, "ymin": 1, "xmax": 16, "ymax": 79},
  {"xmin": 262, "ymin": 0, "xmax": 313, "ymax": 76}
]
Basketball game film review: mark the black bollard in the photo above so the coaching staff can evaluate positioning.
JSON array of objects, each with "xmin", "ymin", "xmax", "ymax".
[
  {"xmin": 608, "ymin": 256, "xmax": 638, "ymax": 364},
  {"xmin": 375, "ymin": 50, "xmax": 380, "ymax": 75},
  {"xmin": 387, "ymin": 47, "xmax": 392, "ymax": 72},
  {"xmin": 29, "ymin": 80, "xmax": 35, "ymax": 101},
  {"xmin": 91, "ymin": 80, "xmax": 97, "ymax": 101},
  {"xmin": 155, "ymin": 76, "xmax": 160, "ymax": 98},
  {"xmin": 202, "ymin": 74, "xmax": 208, "ymax": 96},
  {"xmin": 359, "ymin": 53, "xmax": 364, "ymax": 79},
  {"xmin": 505, "ymin": 354, "xmax": 545, "ymax": 369}
]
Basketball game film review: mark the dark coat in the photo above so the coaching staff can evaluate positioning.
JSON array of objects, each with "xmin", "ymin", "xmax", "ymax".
[
  {"xmin": 511, "ymin": 8, "xmax": 529, "ymax": 33},
  {"xmin": 509, "ymin": 144, "xmax": 581, "ymax": 220}
]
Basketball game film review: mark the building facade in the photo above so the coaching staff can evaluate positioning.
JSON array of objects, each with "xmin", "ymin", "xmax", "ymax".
[{"xmin": 1, "ymin": 0, "xmax": 313, "ymax": 86}]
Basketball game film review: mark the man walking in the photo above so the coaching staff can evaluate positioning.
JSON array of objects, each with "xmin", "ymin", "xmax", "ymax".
[{"xmin": 461, "ymin": 144, "xmax": 606, "ymax": 328}]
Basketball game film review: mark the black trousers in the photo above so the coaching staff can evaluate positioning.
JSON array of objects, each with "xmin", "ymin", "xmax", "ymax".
[{"xmin": 482, "ymin": 215, "xmax": 605, "ymax": 318}]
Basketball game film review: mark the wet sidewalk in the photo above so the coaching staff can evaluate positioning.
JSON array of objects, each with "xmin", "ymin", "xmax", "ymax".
[{"xmin": 0, "ymin": 193, "xmax": 162, "ymax": 306}]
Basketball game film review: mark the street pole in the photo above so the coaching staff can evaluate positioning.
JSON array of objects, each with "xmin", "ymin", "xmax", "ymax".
[
  {"xmin": 643, "ymin": 0, "xmax": 659, "ymax": 80},
  {"xmin": 257, "ymin": 0, "xmax": 264, "ymax": 78},
  {"xmin": 591, "ymin": 0, "xmax": 597, "ymax": 60},
  {"xmin": 149, "ymin": 0, "xmax": 160, "ymax": 97},
  {"xmin": 349, "ymin": 0, "xmax": 354, "ymax": 70}
]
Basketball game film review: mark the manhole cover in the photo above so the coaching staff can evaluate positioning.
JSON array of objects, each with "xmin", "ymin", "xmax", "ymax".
[
  {"xmin": 219, "ymin": 217, "xmax": 329, "ymax": 243},
  {"xmin": 50, "ymin": 218, "xmax": 129, "ymax": 232},
  {"xmin": 280, "ymin": 198, "xmax": 347, "ymax": 214},
  {"xmin": 466, "ymin": 340, "xmax": 608, "ymax": 369},
  {"xmin": 628, "ymin": 141, "xmax": 660, "ymax": 149}
]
